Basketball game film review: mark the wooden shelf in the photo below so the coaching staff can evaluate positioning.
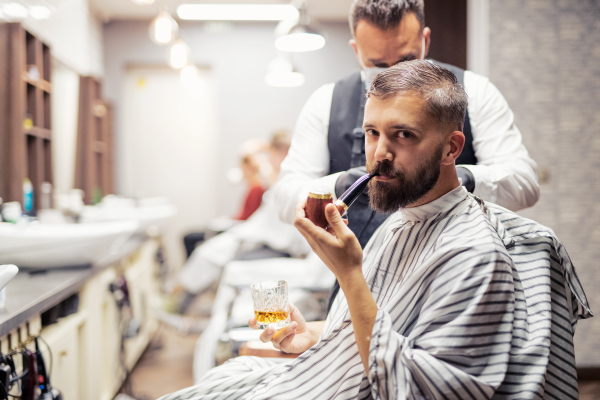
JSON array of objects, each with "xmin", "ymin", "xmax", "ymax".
[
  {"xmin": 93, "ymin": 140, "xmax": 106, "ymax": 154},
  {"xmin": 75, "ymin": 77, "xmax": 113, "ymax": 204},
  {"xmin": 24, "ymin": 126, "xmax": 52, "ymax": 140},
  {"xmin": 21, "ymin": 71, "xmax": 51, "ymax": 92},
  {"xmin": 0, "ymin": 23, "xmax": 53, "ymax": 212}
]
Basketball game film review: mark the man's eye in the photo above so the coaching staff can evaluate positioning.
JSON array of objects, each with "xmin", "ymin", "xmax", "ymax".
[
  {"xmin": 397, "ymin": 131, "xmax": 413, "ymax": 139},
  {"xmin": 366, "ymin": 129, "xmax": 379, "ymax": 137}
]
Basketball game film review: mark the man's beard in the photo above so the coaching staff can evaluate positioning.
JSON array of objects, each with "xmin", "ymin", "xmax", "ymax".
[{"xmin": 367, "ymin": 143, "xmax": 444, "ymax": 213}]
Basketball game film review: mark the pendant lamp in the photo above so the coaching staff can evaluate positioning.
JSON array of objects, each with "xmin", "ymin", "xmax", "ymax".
[
  {"xmin": 149, "ymin": 9, "xmax": 178, "ymax": 45},
  {"xmin": 274, "ymin": 0, "xmax": 325, "ymax": 53}
]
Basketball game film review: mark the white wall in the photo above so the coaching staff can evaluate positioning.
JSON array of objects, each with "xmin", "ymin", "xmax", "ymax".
[
  {"xmin": 121, "ymin": 67, "xmax": 219, "ymax": 266},
  {"xmin": 103, "ymin": 21, "xmax": 358, "ymax": 224},
  {"xmin": 51, "ymin": 63, "xmax": 80, "ymax": 195}
]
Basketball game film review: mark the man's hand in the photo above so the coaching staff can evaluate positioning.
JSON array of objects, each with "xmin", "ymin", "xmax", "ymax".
[
  {"xmin": 295, "ymin": 199, "xmax": 378, "ymax": 376},
  {"xmin": 294, "ymin": 202, "xmax": 363, "ymax": 282},
  {"xmin": 248, "ymin": 303, "xmax": 323, "ymax": 354}
]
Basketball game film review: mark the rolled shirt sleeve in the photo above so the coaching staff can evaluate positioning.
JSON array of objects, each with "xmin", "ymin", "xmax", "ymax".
[
  {"xmin": 368, "ymin": 247, "xmax": 516, "ymax": 400},
  {"xmin": 463, "ymin": 71, "xmax": 540, "ymax": 211},
  {"xmin": 272, "ymin": 84, "xmax": 341, "ymax": 224}
]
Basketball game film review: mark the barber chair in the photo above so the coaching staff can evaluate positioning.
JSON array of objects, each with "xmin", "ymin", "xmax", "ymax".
[{"xmin": 474, "ymin": 195, "xmax": 591, "ymax": 398}]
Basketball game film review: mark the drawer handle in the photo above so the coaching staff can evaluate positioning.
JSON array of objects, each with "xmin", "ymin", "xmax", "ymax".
[{"xmin": 59, "ymin": 350, "xmax": 67, "ymax": 357}]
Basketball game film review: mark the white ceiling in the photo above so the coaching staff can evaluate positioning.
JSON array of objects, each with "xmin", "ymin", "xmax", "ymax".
[{"xmin": 89, "ymin": 0, "xmax": 354, "ymax": 22}]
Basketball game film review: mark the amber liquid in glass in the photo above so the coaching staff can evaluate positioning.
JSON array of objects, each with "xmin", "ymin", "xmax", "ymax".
[{"xmin": 254, "ymin": 310, "xmax": 290, "ymax": 325}]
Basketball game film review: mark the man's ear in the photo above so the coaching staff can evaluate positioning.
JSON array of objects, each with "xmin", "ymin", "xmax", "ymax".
[
  {"xmin": 442, "ymin": 131, "xmax": 465, "ymax": 165},
  {"xmin": 422, "ymin": 27, "xmax": 431, "ymax": 58},
  {"xmin": 349, "ymin": 39, "xmax": 358, "ymax": 56}
]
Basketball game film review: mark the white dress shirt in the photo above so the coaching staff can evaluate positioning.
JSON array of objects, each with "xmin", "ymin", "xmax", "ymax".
[{"xmin": 273, "ymin": 69, "xmax": 540, "ymax": 224}]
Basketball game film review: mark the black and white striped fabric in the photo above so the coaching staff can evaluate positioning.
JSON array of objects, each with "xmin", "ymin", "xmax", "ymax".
[{"xmin": 160, "ymin": 186, "xmax": 591, "ymax": 400}]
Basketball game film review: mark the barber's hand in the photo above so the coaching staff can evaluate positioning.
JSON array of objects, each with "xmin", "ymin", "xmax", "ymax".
[
  {"xmin": 248, "ymin": 303, "xmax": 315, "ymax": 354},
  {"xmin": 456, "ymin": 166, "xmax": 475, "ymax": 193},
  {"xmin": 294, "ymin": 202, "xmax": 363, "ymax": 281}
]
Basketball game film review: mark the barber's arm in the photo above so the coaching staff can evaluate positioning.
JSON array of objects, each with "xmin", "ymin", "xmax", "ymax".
[
  {"xmin": 273, "ymin": 84, "xmax": 341, "ymax": 224},
  {"xmin": 462, "ymin": 72, "xmax": 540, "ymax": 211}
]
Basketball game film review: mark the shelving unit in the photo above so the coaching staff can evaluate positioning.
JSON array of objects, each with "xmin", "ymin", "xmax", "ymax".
[
  {"xmin": 75, "ymin": 76, "xmax": 113, "ymax": 205},
  {"xmin": 0, "ymin": 23, "xmax": 53, "ymax": 212}
]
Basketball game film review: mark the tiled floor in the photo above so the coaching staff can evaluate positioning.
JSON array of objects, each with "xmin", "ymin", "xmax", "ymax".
[
  {"xmin": 121, "ymin": 323, "xmax": 200, "ymax": 399},
  {"xmin": 581, "ymin": 380, "xmax": 600, "ymax": 400}
]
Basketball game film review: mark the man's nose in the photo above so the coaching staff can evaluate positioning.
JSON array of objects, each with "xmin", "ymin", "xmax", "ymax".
[{"xmin": 374, "ymin": 137, "xmax": 393, "ymax": 162}]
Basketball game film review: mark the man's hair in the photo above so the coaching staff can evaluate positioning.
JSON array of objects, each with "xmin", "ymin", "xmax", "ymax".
[
  {"xmin": 349, "ymin": 0, "xmax": 425, "ymax": 36},
  {"xmin": 367, "ymin": 60, "xmax": 468, "ymax": 131}
]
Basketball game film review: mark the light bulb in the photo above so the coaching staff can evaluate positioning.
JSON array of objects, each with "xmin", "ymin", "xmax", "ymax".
[
  {"xmin": 2, "ymin": 3, "xmax": 28, "ymax": 19},
  {"xmin": 169, "ymin": 40, "xmax": 188, "ymax": 69},
  {"xmin": 149, "ymin": 11, "xmax": 178, "ymax": 45},
  {"xmin": 131, "ymin": 0, "xmax": 155, "ymax": 4},
  {"xmin": 28, "ymin": 5, "xmax": 52, "ymax": 20},
  {"xmin": 275, "ymin": 32, "xmax": 325, "ymax": 52}
]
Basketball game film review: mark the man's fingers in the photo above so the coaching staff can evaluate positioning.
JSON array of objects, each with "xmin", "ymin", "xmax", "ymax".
[
  {"xmin": 324, "ymin": 204, "xmax": 350, "ymax": 239},
  {"xmin": 295, "ymin": 199, "xmax": 307, "ymax": 220},
  {"xmin": 259, "ymin": 326, "xmax": 275, "ymax": 343},
  {"xmin": 295, "ymin": 217, "xmax": 333, "ymax": 247},
  {"xmin": 248, "ymin": 318, "xmax": 258, "ymax": 330},
  {"xmin": 279, "ymin": 332, "xmax": 296, "ymax": 353},
  {"xmin": 272, "ymin": 322, "xmax": 297, "ymax": 346}
]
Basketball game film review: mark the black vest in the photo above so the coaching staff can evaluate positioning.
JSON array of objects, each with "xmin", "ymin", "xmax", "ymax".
[{"xmin": 327, "ymin": 61, "xmax": 477, "ymax": 248}]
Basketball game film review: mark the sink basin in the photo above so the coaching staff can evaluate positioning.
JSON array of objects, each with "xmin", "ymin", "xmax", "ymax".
[
  {"xmin": 80, "ymin": 199, "xmax": 177, "ymax": 234},
  {"xmin": 0, "ymin": 220, "xmax": 139, "ymax": 269}
]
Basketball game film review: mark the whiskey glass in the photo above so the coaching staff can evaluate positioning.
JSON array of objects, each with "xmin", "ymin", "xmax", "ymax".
[{"xmin": 250, "ymin": 280, "xmax": 290, "ymax": 330}]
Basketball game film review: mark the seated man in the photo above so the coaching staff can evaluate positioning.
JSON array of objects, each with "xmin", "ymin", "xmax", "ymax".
[{"xmin": 160, "ymin": 60, "xmax": 590, "ymax": 399}]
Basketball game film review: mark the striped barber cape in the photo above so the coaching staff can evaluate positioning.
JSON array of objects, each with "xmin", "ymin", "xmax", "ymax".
[{"xmin": 160, "ymin": 186, "xmax": 591, "ymax": 400}]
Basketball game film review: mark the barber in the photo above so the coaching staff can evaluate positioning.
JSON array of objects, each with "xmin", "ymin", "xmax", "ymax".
[{"xmin": 273, "ymin": 0, "xmax": 540, "ymax": 249}]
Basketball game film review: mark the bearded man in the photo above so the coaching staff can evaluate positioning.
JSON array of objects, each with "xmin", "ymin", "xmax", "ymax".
[{"xmin": 160, "ymin": 60, "xmax": 590, "ymax": 400}]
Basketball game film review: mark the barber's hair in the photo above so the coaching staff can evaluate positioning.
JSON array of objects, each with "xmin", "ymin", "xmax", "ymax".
[
  {"xmin": 349, "ymin": 0, "xmax": 425, "ymax": 36},
  {"xmin": 368, "ymin": 60, "xmax": 468, "ymax": 131}
]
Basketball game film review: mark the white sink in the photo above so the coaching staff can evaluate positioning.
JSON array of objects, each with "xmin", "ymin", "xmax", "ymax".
[
  {"xmin": 0, "ymin": 220, "xmax": 139, "ymax": 269},
  {"xmin": 79, "ymin": 198, "xmax": 177, "ymax": 234}
]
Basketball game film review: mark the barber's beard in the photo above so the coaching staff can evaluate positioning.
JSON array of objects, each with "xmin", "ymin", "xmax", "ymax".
[{"xmin": 367, "ymin": 143, "xmax": 444, "ymax": 213}]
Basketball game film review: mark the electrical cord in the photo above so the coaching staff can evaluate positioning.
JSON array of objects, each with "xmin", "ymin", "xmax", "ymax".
[
  {"xmin": 0, "ymin": 379, "xmax": 8, "ymax": 400},
  {"xmin": 7, "ymin": 351, "xmax": 29, "ymax": 382},
  {"xmin": 37, "ymin": 335, "xmax": 53, "ymax": 379}
]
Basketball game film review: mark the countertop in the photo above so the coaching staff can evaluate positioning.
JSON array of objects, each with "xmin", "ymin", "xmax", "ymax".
[{"xmin": 0, "ymin": 234, "xmax": 148, "ymax": 337}]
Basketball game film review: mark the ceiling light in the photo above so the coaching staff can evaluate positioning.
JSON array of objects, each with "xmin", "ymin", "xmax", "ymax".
[
  {"xmin": 28, "ymin": 5, "xmax": 52, "ymax": 20},
  {"xmin": 2, "ymin": 3, "xmax": 28, "ymax": 19},
  {"xmin": 169, "ymin": 40, "xmax": 189, "ymax": 69},
  {"xmin": 149, "ymin": 10, "xmax": 178, "ymax": 45},
  {"xmin": 274, "ymin": 1, "xmax": 325, "ymax": 52},
  {"xmin": 275, "ymin": 29, "xmax": 325, "ymax": 52},
  {"xmin": 177, "ymin": 4, "xmax": 299, "ymax": 21},
  {"xmin": 131, "ymin": 0, "xmax": 155, "ymax": 4}
]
